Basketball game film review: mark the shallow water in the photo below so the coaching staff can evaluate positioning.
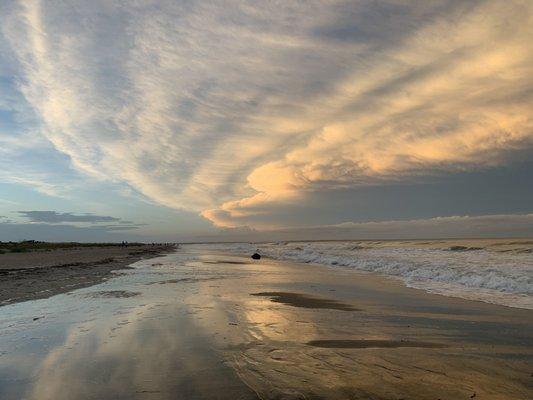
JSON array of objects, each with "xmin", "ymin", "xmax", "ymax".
[
  {"xmin": 1, "ymin": 246, "xmax": 532, "ymax": 399},
  {"xmin": 0, "ymin": 251, "xmax": 258, "ymax": 400}
]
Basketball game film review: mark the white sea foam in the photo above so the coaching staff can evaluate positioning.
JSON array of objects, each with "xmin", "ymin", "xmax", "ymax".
[{"xmin": 206, "ymin": 240, "xmax": 533, "ymax": 310}]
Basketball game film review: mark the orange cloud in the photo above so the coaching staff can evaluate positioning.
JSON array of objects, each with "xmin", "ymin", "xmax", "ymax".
[{"xmin": 3, "ymin": 1, "xmax": 532, "ymax": 229}]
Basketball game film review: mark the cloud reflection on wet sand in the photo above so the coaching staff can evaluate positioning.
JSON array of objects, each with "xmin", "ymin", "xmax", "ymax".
[{"xmin": 26, "ymin": 304, "xmax": 258, "ymax": 400}]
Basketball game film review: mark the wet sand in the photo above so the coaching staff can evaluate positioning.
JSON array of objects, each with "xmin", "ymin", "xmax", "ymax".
[
  {"xmin": 186, "ymin": 250, "xmax": 533, "ymax": 399},
  {"xmin": 306, "ymin": 339, "xmax": 448, "ymax": 348},
  {"xmin": 0, "ymin": 245, "xmax": 173, "ymax": 306},
  {"xmin": 251, "ymin": 291, "xmax": 359, "ymax": 311},
  {"xmin": 0, "ymin": 245, "xmax": 531, "ymax": 399}
]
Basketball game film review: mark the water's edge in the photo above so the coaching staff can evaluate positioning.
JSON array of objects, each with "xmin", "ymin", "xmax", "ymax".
[{"xmin": 201, "ymin": 239, "xmax": 533, "ymax": 310}]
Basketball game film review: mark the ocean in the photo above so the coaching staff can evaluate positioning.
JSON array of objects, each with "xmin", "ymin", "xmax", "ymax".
[{"xmin": 208, "ymin": 239, "xmax": 533, "ymax": 310}]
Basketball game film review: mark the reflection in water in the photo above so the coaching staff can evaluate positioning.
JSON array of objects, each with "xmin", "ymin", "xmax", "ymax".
[
  {"xmin": 1, "ymin": 247, "xmax": 532, "ymax": 400},
  {"xmin": 0, "ymin": 252, "xmax": 259, "ymax": 400},
  {"xmin": 190, "ymin": 252, "xmax": 533, "ymax": 400},
  {"xmin": 26, "ymin": 305, "xmax": 257, "ymax": 400}
]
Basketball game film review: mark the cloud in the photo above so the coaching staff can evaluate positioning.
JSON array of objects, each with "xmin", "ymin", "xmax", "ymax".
[
  {"xmin": 3, "ymin": 212, "xmax": 532, "ymax": 243},
  {"xmin": 3, "ymin": 176, "xmax": 70, "ymax": 198},
  {"xmin": 316, "ymin": 214, "xmax": 533, "ymax": 239},
  {"xmin": 14, "ymin": 211, "xmax": 149, "ymax": 235},
  {"xmin": 188, "ymin": 213, "xmax": 533, "ymax": 242},
  {"xmin": 0, "ymin": 222, "xmax": 142, "ymax": 242},
  {"xmin": 1, "ymin": 1, "xmax": 532, "ymax": 229},
  {"xmin": 18, "ymin": 210, "xmax": 121, "ymax": 224}
]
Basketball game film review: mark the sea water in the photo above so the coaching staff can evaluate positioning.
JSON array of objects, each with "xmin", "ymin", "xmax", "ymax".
[{"xmin": 209, "ymin": 239, "xmax": 533, "ymax": 309}]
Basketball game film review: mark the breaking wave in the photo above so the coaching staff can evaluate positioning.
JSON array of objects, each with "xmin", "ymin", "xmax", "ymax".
[{"xmin": 209, "ymin": 240, "xmax": 533, "ymax": 310}]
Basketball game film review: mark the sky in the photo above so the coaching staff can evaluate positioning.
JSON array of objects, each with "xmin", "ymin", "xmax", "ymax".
[{"xmin": 0, "ymin": 0, "xmax": 532, "ymax": 242}]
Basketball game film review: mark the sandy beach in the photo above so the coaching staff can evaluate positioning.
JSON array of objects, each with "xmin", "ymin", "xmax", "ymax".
[
  {"xmin": 0, "ymin": 245, "xmax": 174, "ymax": 306},
  {"xmin": 0, "ymin": 244, "xmax": 531, "ymax": 399},
  {"xmin": 1, "ymin": 1, "xmax": 531, "ymax": 398},
  {"xmin": 183, "ymin": 247, "xmax": 532, "ymax": 399}
]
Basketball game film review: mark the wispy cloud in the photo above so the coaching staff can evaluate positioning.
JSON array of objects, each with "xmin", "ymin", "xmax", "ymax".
[
  {"xmin": 1, "ymin": 1, "xmax": 532, "ymax": 229},
  {"xmin": 3, "ymin": 175, "xmax": 70, "ymax": 198}
]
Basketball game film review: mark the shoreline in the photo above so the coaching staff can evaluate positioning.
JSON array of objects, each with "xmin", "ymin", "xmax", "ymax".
[
  {"xmin": 192, "ymin": 249, "xmax": 533, "ymax": 399},
  {"xmin": 0, "ymin": 246, "xmax": 531, "ymax": 399},
  {"xmin": 263, "ymin": 254, "xmax": 533, "ymax": 311},
  {"xmin": 0, "ymin": 245, "xmax": 174, "ymax": 306},
  {"xmin": 207, "ymin": 238, "xmax": 533, "ymax": 310}
]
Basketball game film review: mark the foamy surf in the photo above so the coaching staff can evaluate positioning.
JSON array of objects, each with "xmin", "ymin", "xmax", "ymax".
[{"xmin": 209, "ymin": 239, "xmax": 533, "ymax": 310}]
